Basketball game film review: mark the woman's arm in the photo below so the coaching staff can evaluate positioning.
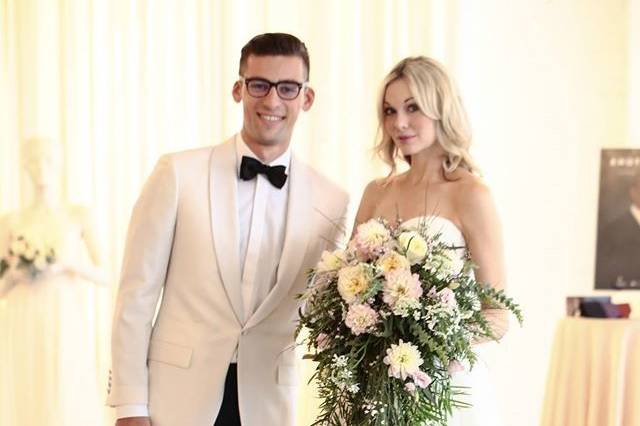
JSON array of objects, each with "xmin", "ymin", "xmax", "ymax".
[{"xmin": 458, "ymin": 179, "xmax": 509, "ymax": 342}]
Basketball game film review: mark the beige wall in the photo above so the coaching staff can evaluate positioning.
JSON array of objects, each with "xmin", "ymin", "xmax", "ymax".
[{"xmin": 454, "ymin": 1, "xmax": 636, "ymax": 424}]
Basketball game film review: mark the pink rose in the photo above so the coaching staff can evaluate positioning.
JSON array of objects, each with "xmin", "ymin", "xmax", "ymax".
[
  {"xmin": 447, "ymin": 360, "xmax": 464, "ymax": 375},
  {"xmin": 404, "ymin": 382, "xmax": 416, "ymax": 395},
  {"xmin": 315, "ymin": 333, "xmax": 330, "ymax": 351},
  {"xmin": 412, "ymin": 370, "xmax": 432, "ymax": 389}
]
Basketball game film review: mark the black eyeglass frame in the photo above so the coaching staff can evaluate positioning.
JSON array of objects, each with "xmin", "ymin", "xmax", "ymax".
[{"xmin": 240, "ymin": 77, "xmax": 307, "ymax": 100}]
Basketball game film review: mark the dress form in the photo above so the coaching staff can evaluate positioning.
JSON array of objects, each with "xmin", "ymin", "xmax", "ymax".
[{"xmin": 0, "ymin": 137, "xmax": 108, "ymax": 426}]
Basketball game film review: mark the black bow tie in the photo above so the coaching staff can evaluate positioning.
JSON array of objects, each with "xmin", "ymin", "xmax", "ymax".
[{"xmin": 239, "ymin": 156, "xmax": 288, "ymax": 189}]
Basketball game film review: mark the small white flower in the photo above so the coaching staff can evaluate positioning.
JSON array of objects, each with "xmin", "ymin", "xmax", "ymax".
[
  {"xmin": 471, "ymin": 298, "xmax": 482, "ymax": 311},
  {"xmin": 332, "ymin": 354, "xmax": 348, "ymax": 368}
]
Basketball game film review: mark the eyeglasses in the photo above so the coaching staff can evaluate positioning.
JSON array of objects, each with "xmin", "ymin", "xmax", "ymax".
[{"xmin": 241, "ymin": 77, "xmax": 306, "ymax": 100}]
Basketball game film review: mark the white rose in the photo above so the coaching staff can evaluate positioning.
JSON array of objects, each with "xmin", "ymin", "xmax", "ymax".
[
  {"xmin": 397, "ymin": 231, "xmax": 429, "ymax": 264},
  {"xmin": 377, "ymin": 251, "xmax": 410, "ymax": 274},
  {"xmin": 317, "ymin": 249, "xmax": 346, "ymax": 272},
  {"xmin": 337, "ymin": 264, "xmax": 371, "ymax": 304}
]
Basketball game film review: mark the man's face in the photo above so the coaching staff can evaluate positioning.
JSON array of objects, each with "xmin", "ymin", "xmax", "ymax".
[{"xmin": 232, "ymin": 55, "xmax": 314, "ymax": 151}]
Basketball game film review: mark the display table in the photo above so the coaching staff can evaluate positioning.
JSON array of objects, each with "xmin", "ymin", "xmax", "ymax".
[{"xmin": 541, "ymin": 317, "xmax": 640, "ymax": 426}]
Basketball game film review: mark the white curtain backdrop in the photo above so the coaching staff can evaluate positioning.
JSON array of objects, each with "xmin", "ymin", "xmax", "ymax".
[{"xmin": 0, "ymin": 1, "xmax": 457, "ymax": 424}]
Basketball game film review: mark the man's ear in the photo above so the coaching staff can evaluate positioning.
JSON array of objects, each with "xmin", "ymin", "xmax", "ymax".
[
  {"xmin": 232, "ymin": 80, "xmax": 242, "ymax": 103},
  {"xmin": 302, "ymin": 86, "xmax": 315, "ymax": 111}
]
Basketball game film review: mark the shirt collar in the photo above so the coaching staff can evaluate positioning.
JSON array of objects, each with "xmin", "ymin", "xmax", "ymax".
[
  {"xmin": 235, "ymin": 133, "xmax": 291, "ymax": 175},
  {"xmin": 631, "ymin": 204, "xmax": 640, "ymax": 228}
]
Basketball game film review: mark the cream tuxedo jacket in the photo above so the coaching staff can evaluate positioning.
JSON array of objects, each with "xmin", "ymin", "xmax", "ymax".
[{"xmin": 107, "ymin": 136, "xmax": 349, "ymax": 426}]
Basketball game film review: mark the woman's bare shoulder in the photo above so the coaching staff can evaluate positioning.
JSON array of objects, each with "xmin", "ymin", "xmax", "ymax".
[
  {"xmin": 448, "ymin": 169, "xmax": 490, "ymax": 200},
  {"xmin": 364, "ymin": 175, "xmax": 397, "ymax": 198}
]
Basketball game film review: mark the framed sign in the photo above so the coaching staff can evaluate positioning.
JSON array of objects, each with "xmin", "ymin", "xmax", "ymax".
[{"xmin": 594, "ymin": 149, "xmax": 640, "ymax": 289}]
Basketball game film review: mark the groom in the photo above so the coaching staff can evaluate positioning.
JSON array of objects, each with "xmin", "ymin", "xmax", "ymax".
[{"xmin": 107, "ymin": 33, "xmax": 349, "ymax": 426}]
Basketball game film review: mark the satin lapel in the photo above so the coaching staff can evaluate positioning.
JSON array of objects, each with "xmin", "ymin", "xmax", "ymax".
[
  {"xmin": 209, "ymin": 138, "xmax": 244, "ymax": 324},
  {"xmin": 245, "ymin": 155, "xmax": 312, "ymax": 329}
]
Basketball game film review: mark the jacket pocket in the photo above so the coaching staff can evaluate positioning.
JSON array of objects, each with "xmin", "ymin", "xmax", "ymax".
[
  {"xmin": 148, "ymin": 339, "xmax": 193, "ymax": 369},
  {"xmin": 277, "ymin": 364, "xmax": 298, "ymax": 386}
]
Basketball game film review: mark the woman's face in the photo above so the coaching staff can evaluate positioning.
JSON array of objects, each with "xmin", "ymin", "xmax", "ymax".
[{"xmin": 382, "ymin": 78, "xmax": 436, "ymax": 157}]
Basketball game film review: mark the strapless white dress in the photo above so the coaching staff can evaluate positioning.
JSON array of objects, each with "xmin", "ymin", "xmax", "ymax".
[{"xmin": 402, "ymin": 216, "xmax": 506, "ymax": 426}]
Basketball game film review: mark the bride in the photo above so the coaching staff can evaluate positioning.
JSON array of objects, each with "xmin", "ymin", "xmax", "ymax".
[{"xmin": 352, "ymin": 56, "xmax": 509, "ymax": 425}]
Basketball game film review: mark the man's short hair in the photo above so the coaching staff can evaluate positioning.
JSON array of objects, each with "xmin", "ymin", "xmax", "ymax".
[{"xmin": 239, "ymin": 33, "xmax": 310, "ymax": 80}]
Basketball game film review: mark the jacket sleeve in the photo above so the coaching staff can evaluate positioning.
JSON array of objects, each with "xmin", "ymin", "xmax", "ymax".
[{"xmin": 107, "ymin": 155, "xmax": 178, "ymax": 406}]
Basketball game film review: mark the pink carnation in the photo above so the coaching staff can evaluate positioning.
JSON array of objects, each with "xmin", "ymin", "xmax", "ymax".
[
  {"xmin": 405, "ymin": 382, "xmax": 416, "ymax": 395},
  {"xmin": 412, "ymin": 370, "xmax": 432, "ymax": 389},
  {"xmin": 315, "ymin": 333, "xmax": 330, "ymax": 351},
  {"xmin": 345, "ymin": 303, "xmax": 379, "ymax": 335},
  {"xmin": 352, "ymin": 219, "xmax": 391, "ymax": 259},
  {"xmin": 438, "ymin": 287, "xmax": 458, "ymax": 309}
]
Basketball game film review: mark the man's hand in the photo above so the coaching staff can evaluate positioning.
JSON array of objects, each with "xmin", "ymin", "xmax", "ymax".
[{"xmin": 115, "ymin": 417, "xmax": 151, "ymax": 426}]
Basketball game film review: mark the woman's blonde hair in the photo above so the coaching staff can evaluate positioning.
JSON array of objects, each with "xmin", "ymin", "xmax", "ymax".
[{"xmin": 375, "ymin": 56, "xmax": 478, "ymax": 177}]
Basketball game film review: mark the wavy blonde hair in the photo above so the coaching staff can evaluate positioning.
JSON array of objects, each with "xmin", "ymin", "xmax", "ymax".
[{"xmin": 375, "ymin": 56, "xmax": 478, "ymax": 177}]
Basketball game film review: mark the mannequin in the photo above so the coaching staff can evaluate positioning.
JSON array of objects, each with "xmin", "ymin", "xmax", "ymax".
[
  {"xmin": 0, "ymin": 137, "xmax": 107, "ymax": 426},
  {"xmin": 0, "ymin": 137, "xmax": 105, "ymax": 294}
]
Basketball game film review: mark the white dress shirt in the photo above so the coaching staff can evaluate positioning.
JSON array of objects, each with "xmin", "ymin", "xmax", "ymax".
[{"xmin": 116, "ymin": 134, "xmax": 290, "ymax": 419}]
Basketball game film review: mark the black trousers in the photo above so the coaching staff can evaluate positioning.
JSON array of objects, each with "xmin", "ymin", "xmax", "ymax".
[{"xmin": 214, "ymin": 363, "xmax": 241, "ymax": 426}]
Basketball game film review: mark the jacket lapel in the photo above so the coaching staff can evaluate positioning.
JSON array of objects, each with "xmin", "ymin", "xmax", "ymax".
[
  {"xmin": 209, "ymin": 137, "xmax": 244, "ymax": 325},
  {"xmin": 245, "ymin": 154, "xmax": 312, "ymax": 329}
]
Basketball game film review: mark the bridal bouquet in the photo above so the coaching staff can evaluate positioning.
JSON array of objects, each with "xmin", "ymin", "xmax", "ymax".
[
  {"xmin": 296, "ymin": 218, "xmax": 522, "ymax": 426},
  {"xmin": 0, "ymin": 235, "xmax": 57, "ymax": 280}
]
